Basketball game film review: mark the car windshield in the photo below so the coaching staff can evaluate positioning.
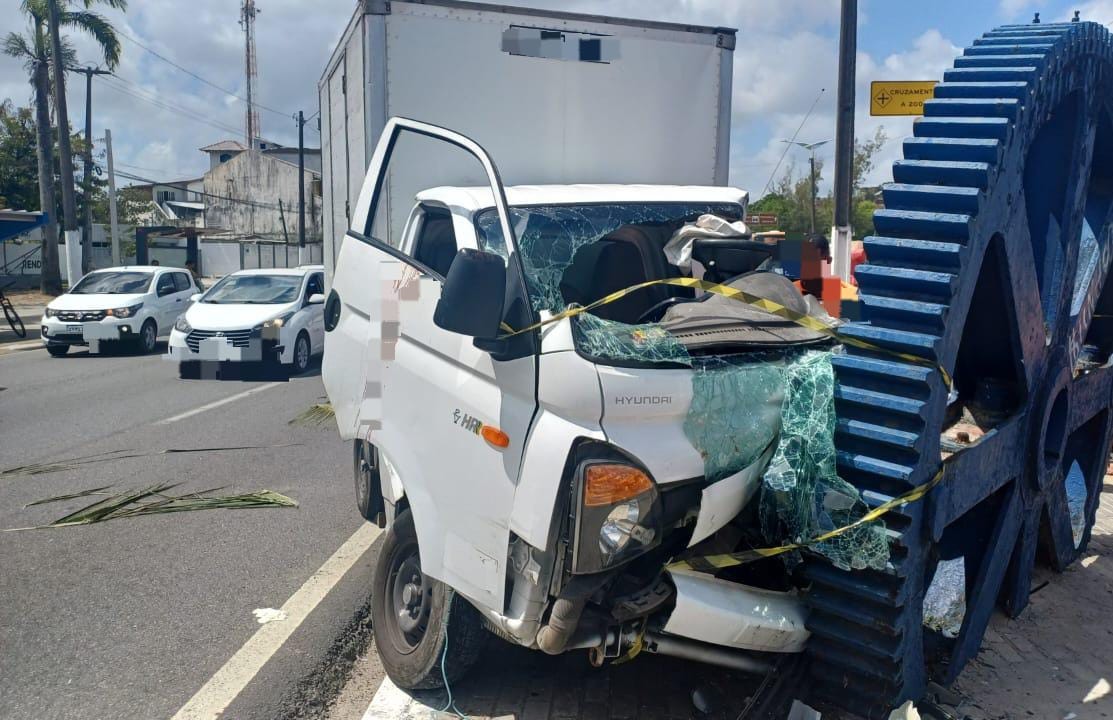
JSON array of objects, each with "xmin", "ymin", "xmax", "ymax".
[
  {"xmin": 202, "ymin": 274, "xmax": 301, "ymax": 304},
  {"xmin": 474, "ymin": 201, "xmax": 745, "ymax": 313},
  {"xmin": 70, "ymin": 271, "xmax": 153, "ymax": 294}
]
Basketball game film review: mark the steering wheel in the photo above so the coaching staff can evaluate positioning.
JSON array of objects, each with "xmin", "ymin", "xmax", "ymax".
[{"xmin": 635, "ymin": 296, "xmax": 693, "ymax": 324}]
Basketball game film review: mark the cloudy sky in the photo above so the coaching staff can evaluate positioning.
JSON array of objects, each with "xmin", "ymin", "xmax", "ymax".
[{"xmin": 1, "ymin": 0, "xmax": 1110, "ymax": 199}]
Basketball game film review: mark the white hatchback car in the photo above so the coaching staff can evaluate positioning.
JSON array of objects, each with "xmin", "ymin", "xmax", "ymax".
[
  {"xmin": 41, "ymin": 265, "xmax": 198, "ymax": 356},
  {"xmin": 168, "ymin": 266, "xmax": 325, "ymax": 377}
]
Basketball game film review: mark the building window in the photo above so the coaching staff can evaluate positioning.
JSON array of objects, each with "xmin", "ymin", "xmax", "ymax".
[
  {"xmin": 259, "ymin": 143, "xmax": 267, "ymax": 149},
  {"xmin": 219, "ymin": 153, "xmax": 231, "ymax": 163},
  {"xmin": 156, "ymin": 190, "xmax": 175, "ymax": 203}
]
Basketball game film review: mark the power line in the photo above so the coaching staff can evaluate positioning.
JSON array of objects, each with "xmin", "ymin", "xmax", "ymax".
[
  {"xmin": 98, "ymin": 75, "xmax": 246, "ymax": 138},
  {"xmin": 111, "ymin": 167, "xmax": 282, "ymax": 211},
  {"xmin": 761, "ymin": 87, "xmax": 827, "ymax": 199},
  {"xmin": 117, "ymin": 30, "xmax": 290, "ymax": 118}
]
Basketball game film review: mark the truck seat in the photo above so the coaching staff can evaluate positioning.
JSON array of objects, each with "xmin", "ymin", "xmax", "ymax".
[{"xmin": 559, "ymin": 225, "xmax": 692, "ymax": 323}]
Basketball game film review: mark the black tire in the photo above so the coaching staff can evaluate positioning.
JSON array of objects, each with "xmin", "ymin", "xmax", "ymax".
[
  {"xmin": 371, "ymin": 509, "xmax": 487, "ymax": 690},
  {"xmin": 291, "ymin": 331, "xmax": 311, "ymax": 375},
  {"xmin": 46, "ymin": 344, "xmax": 69, "ymax": 357},
  {"xmin": 137, "ymin": 319, "xmax": 158, "ymax": 354},
  {"xmin": 3, "ymin": 301, "xmax": 26, "ymax": 338},
  {"xmin": 179, "ymin": 361, "xmax": 200, "ymax": 379},
  {"xmin": 354, "ymin": 440, "xmax": 383, "ymax": 523}
]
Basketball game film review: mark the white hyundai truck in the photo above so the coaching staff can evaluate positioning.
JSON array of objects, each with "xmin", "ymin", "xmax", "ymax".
[{"xmin": 320, "ymin": 0, "xmax": 837, "ymax": 693}]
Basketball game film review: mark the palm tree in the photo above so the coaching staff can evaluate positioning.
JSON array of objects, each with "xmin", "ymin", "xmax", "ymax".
[{"xmin": 4, "ymin": 0, "xmax": 125, "ymax": 294}]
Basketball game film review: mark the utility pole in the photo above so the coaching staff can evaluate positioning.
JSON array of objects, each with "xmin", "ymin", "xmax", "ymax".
[
  {"xmin": 781, "ymin": 139, "xmax": 831, "ymax": 237},
  {"xmin": 297, "ymin": 110, "xmax": 307, "ymax": 265},
  {"xmin": 72, "ymin": 66, "xmax": 111, "ymax": 273},
  {"xmin": 105, "ymin": 129, "xmax": 121, "ymax": 266},
  {"xmin": 240, "ymin": 0, "xmax": 260, "ymax": 149},
  {"xmin": 831, "ymin": 0, "xmax": 858, "ymax": 281},
  {"xmin": 47, "ymin": 0, "xmax": 81, "ymax": 287}
]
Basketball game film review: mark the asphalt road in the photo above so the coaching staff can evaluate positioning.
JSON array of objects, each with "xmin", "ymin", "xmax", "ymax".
[{"xmin": 0, "ymin": 343, "xmax": 380, "ymax": 720}]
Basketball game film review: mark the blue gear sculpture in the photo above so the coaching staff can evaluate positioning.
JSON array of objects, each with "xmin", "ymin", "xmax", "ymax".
[{"xmin": 804, "ymin": 20, "xmax": 1113, "ymax": 718}]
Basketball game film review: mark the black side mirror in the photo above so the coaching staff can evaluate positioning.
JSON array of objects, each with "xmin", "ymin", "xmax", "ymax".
[{"xmin": 434, "ymin": 249, "xmax": 506, "ymax": 339}]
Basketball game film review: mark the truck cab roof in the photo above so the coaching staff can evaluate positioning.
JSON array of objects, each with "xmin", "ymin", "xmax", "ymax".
[{"xmin": 414, "ymin": 184, "xmax": 748, "ymax": 213}]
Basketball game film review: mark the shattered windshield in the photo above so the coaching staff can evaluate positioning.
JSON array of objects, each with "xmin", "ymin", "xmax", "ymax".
[{"xmin": 474, "ymin": 202, "xmax": 743, "ymax": 314}]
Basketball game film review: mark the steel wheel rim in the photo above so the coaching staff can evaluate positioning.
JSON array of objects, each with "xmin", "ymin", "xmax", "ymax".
[{"xmin": 385, "ymin": 543, "xmax": 431, "ymax": 654}]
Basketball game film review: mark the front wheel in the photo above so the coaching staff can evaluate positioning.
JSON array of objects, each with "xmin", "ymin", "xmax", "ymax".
[
  {"xmin": 46, "ymin": 344, "xmax": 69, "ymax": 357},
  {"xmin": 371, "ymin": 509, "xmax": 487, "ymax": 690},
  {"xmin": 290, "ymin": 331, "xmax": 311, "ymax": 375},
  {"xmin": 137, "ymin": 319, "xmax": 158, "ymax": 354}
]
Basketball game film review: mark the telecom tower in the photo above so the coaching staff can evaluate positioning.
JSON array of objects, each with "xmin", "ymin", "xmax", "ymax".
[{"xmin": 240, "ymin": 0, "xmax": 260, "ymax": 149}]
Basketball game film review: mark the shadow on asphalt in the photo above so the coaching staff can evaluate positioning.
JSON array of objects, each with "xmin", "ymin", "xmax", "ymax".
[{"xmin": 173, "ymin": 357, "xmax": 323, "ymax": 383}]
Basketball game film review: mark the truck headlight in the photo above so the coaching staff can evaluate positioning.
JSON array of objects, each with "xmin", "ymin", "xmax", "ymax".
[
  {"xmin": 175, "ymin": 315, "xmax": 192, "ymax": 333},
  {"xmin": 106, "ymin": 303, "xmax": 142, "ymax": 318},
  {"xmin": 571, "ymin": 460, "xmax": 660, "ymax": 574}
]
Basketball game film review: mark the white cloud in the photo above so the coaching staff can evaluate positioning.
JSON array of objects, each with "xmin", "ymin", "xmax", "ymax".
[
  {"xmin": 999, "ymin": 0, "xmax": 1046, "ymax": 19},
  {"xmin": 1057, "ymin": 1, "xmax": 1113, "ymax": 23}
]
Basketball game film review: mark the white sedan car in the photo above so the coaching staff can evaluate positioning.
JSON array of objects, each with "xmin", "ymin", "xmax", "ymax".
[
  {"xmin": 168, "ymin": 266, "xmax": 325, "ymax": 377},
  {"xmin": 41, "ymin": 265, "xmax": 198, "ymax": 356}
]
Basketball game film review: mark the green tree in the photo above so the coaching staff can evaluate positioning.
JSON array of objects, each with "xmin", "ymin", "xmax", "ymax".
[
  {"xmin": 753, "ymin": 127, "xmax": 888, "ymax": 240},
  {"xmin": 0, "ymin": 101, "xmax": 40, "ymax": 210},
  {"xmin": 4, "ymin": 0, "xmax": 126, "ymax": 293}
]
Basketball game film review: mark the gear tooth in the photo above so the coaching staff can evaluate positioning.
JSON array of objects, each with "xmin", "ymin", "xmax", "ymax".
[
  {"xmin": 834, "ymin": 384, "xmax": 926, "ymax": 420},
  {"xmin": 807, "ymin": 591, "xmax": 903, "ymax": 634},
  {"xmin": 806, "ymin": 615, "xmax": 906, "ymax": 662},
  {"xmin": 963, "ymin": 43, "xmax": 1055, "ymax": 56},
  {"xmin": 838, "ymin": 323, "xmax": 940, "ymax": 358},
  {"xmin": 873, "ymin": 209, "xmax": 973, "ymax": 240},
  {"xmin": 943, "ymin": 66, "xmax": 1039, "ymax": 82},
  {"xmin": 913, "ymin": 115, "xmax": 1010, "ymax": 139},
  {"xmin": 891, "ymin": 160, "xmax": 989, "ymax": 190},
  {"xmin": 883, "ymin": 183, "xmax": 981, "ymax": 213},
  {"xmin": 831, "ymin": 354, "xmax": 935, "ymax": 385},
  {"xmin": 953, "ymin": 53, "xmax": 1049, "ymax": 69},
  {"xmin": 855, "ymin": 294, "xmax": 947, "ymax": 332},
  {"xmin": 837, "ymin": 418, "xmax": 921, "ymax": 452},
  {"xmin": 932, "ymin": 81, "xmax": 1030, "ymax": 99},
  {"xmin": 807, "ymin": 635, "xmax": 906, "ymax": 678},
  {"xmin": 854, "ymin": 264, "xmax": 957, "ymax": 301},
  {"xmin": 836, "ymin": 451, "xmax": 916, "ymax": 486},
  {"xmin": 976, "ymin": 33, "xmax": 1067, "ymax": 44},
  {"xmin": 923, "ymin": 98, "xmax": 1019, "ymax": 119},
  {"xmin": 902, "ymin": 137, "xmax": 1001, "ymax": 163},
  {"xmin": 862, "ymin": 237, "xmax": 964, "ymax": 272},
  {"xmin": 803, "ymin": 564, "xmax": 909, "ymax": 604}
]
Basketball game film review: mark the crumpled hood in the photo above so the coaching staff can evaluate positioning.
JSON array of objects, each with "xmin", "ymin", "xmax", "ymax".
[
  {"xmin": 184, "ymin": 301, "xmax": 294, "ymax": 330},
  {"xmin": 48, "ymin": 293, "xmax": 146, "ymax": 311}
]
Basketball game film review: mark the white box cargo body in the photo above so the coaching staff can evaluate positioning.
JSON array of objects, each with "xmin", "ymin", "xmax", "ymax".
[{"xmin": 318, "ymin": 0, "xmax": 736, "ymax": 279}]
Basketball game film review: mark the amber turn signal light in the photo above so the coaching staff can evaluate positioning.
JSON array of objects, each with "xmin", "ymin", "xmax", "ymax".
[
  {"xmin": 481, "ymin": 425, "xmax": 510, "ymax": 448},
  {"xmin": 583, "ymin": 464, "xmax": 653, "ymax": 506}
]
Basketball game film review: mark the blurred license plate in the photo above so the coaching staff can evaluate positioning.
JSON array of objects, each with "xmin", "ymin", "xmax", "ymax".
[{"xmin": 66, "ymin": 324, "xmax": 83, "ymax": 334}]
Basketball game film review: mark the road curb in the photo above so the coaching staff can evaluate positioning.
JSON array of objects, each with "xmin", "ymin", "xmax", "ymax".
[{"xmin": 0, "ymin": 340, "xmax": 42, "ymax": 355}]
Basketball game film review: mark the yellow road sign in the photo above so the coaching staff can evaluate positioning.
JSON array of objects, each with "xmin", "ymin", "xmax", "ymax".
[{"xmin": 870, "ymin": 81, "xmax": 937, "ymax": 116}]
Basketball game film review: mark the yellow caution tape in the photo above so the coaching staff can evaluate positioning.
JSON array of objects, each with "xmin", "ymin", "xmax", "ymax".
[
  {"xmin": 500, "ymin": 276, "xmax": 951, "ymax": 386},
  {"xmin": 666, "ymin": 467, "xmax": 946, "ymax": 573}
]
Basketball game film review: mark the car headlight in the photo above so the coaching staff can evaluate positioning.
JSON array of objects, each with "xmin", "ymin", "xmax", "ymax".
[
  {"xmin": 571, "ymin": 458, "xmax": 660, "ymax": 574},
  {"xmin": 175, "ymin": 315, "xmax": 192, "ymax": 333},
  {"xmin": 44, "ymin": 307, "xmax": 57, "ymax": 318},
  {"xmin": 263, "ymin": 312, "xmax": 295, "ymax": 330},
  {"xmin": 106, "ymin": 303, "xmax": 142, "ymax": 318}
]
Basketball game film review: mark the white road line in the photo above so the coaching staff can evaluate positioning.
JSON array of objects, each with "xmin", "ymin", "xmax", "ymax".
[
  {"xmin": 172, "ymin": 522, "xmax": 383, "ymax": 720},
  {"xmin": 362, "ymin": 677, "xmax": 442, "ymax": 720},
  {"xmin": 154, "ymin": 382, "xmax": 282, "ymax": 425}
]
